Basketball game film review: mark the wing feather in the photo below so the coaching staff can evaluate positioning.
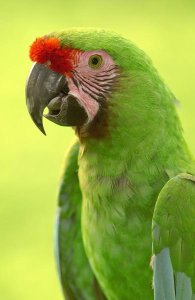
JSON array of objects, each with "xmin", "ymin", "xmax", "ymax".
[
  {"xmin": 152, "ymin": 173, "xmax": 195, "ymax": 300},
  {"xmin": 55, "ymin": 141, "xmax": 107, "ymax": 300}
]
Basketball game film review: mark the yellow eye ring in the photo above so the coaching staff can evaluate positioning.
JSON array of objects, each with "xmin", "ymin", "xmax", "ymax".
[{"xmin": 88, "ymin": 54, "xmax": 103, "ymax": 69}]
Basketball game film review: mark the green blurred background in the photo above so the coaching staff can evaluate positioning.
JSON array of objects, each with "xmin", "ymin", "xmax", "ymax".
[{"xmin": 1, "ymin": 0, "xmax": 195, "ymax": 299}]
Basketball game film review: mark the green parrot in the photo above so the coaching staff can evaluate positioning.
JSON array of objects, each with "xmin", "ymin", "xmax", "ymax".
[{"xmin": 26, "ymin": 28, "xmax": 195, "ymax": 300}]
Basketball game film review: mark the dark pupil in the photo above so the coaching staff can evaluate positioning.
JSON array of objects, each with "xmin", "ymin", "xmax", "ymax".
[{"xmin": 91, "ymin": 57, "xmax": 99, "ymax": 65}]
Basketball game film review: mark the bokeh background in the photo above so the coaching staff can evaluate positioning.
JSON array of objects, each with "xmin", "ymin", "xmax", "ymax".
[{"xmin": 1, "ymin": 1, "xmax": 195, "ymax": 299}]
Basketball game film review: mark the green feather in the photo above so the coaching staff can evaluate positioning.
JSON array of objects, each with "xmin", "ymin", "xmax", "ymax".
[
  {"xmin": 153, "ymin": 174, "xmax": 195, "ymax": 299},
  {"xmin": 56, "ymin": 141, "xmax": 106, "ymax": 300},
  {"xmin": 42, "ymin": 28, "xmax": 195, "ymax": 299}
]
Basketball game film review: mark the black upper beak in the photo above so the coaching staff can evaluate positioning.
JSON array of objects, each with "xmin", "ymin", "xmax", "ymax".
[
  {"xmin": 26, "ymin": 63, "xmax": 88, "ymax": 134},
  {"xmin": 26, "ymin": 63, "xmax": 67, "ymax": 134}
]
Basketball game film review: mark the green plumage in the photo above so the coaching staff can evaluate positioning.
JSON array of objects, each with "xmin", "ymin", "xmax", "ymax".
[
  {"xmin": 152, "ymin": 174, "xmax": 195, "ymax": 299},
  {"xmin": 56, "ymin": 142, "xmax": 106, "ymax": 300},
  {"xmin": 44, "ymin": 29, "xmax": 195, "ymax": 299}
]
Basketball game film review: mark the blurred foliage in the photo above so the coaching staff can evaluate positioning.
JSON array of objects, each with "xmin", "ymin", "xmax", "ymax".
[{"xmin": 0, "ymin": 0, "xmax": 195, "ymax": 299}]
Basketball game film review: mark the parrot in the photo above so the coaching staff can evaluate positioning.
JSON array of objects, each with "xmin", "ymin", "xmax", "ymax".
[{"xmin": 26, "ymin": 28, "xmax": 195, "ymax": 300}]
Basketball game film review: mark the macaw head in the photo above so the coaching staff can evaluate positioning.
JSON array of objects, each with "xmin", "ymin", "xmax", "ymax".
[{"xmin": 26, "ymin": 28, "xmax": 167, "ymax": 139}]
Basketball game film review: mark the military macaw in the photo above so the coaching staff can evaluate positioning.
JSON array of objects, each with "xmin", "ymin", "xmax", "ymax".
[{"xmin": 26, "ymin": 28, "xmax": 195, "ymax": 300}]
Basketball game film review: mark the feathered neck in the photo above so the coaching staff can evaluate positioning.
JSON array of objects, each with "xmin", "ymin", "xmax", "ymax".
[{"xmin": 78, "ymin": 70, "xmax": 192, "ymax": 179}]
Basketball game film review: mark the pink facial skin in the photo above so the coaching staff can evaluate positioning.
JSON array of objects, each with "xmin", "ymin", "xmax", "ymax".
[{"xmin": 66, "ymin": 50, "xmax": 119, "ymax": 123}]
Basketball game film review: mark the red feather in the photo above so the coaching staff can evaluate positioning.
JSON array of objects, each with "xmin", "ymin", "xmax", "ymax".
[{"xmin": 29, "ymin": 37, "xmax": 80, "ymax": 75}]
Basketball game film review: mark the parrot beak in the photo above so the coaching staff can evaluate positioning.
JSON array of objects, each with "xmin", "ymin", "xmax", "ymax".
[{"xmin": 26, "ymin": 63, "xmax": 88, "ymax": 134}]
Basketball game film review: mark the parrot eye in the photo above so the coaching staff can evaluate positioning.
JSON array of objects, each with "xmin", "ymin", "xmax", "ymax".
[{"xmin": 88, "ymin": 54, "xmax": 103, "ymax": 69}]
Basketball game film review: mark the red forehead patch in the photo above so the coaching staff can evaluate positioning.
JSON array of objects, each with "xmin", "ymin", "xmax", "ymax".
[{"xmin": 29, "ymin": 37, "xmax": 80, "ymax": 74}]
